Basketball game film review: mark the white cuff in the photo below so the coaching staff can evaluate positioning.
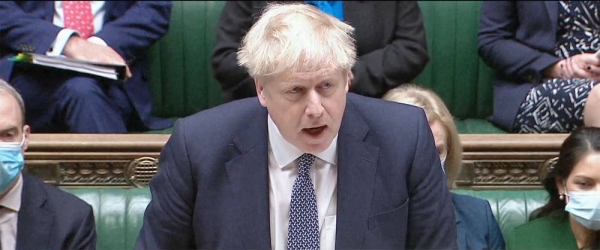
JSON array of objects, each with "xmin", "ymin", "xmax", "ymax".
[{"xmin": 47, "ymin": 29, "xmax": 79, "ymax": 57}]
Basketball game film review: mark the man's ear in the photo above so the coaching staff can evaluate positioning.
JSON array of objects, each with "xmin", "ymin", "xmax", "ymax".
[
  {"xmin": 22, "ymin": 125, "xmax": 30, "ymax": 151},
  {"xmin": 255, "ymin": 78, "xmax": 268, "ymax": 107},
  {"xmin": 346, "ymin": 71, "xmax": 353, "ymax": 92}
]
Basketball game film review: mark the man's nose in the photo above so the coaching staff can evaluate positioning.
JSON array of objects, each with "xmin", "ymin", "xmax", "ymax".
[{"xmin": 305, "ymin": 91, "xmax": 324, "ymax": 117}]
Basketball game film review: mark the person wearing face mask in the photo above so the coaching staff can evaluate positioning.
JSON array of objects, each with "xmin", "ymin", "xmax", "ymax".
[
  {"xmin": 506, "ymin": 126, "xmax": 600, "ymax": 249},
  {"xmin": 0, "ymin": 79, "xmax": 96, "ymax": 249},
  {"xmin": 383, "ymin": 84, "xmax": 506, "ymax": 250}
]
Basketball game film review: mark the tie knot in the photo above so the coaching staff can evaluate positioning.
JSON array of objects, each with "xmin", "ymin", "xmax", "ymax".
[{"xmin": 298, "ymin": 153, "xmax": 316, "ymax": 175}]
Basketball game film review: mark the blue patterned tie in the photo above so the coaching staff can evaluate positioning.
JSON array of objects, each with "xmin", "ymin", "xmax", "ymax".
[{"xmin": 287, "ymin": 153, "xmax": 320, "ymax": 250}]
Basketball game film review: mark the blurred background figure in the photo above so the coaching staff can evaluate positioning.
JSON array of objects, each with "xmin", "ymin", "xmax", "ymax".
[
  {"xmin": 0, "ymin": 1, "xmax": 173, "ymax": 133},
  {"xmin": 384, "ymin": 84, "xmax": 506, "ymax": 250},
  {"xmin": 479, "ymin": 1, "xmax": 600, "ymax": 133},
  {"xmin": 212, "ymin": 1, "xmax": 429, "ymax": 103}
]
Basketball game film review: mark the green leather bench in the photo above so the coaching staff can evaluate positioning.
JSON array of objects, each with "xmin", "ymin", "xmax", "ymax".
[
  {"xmin": 64, "ymin": 188, "xmax": 547, "ymax": 249},
  {"xmin": 144, "ymin": 1, "xmax": 506, "ymax": 134}
]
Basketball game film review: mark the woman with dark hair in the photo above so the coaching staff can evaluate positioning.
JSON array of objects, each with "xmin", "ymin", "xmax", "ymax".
[{"xmin": 506, "ymin": 127, "xmax": 600, "ymax": 249}]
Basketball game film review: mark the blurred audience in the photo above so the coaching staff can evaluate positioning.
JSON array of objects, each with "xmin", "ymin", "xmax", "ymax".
[
  {"xmin": 212, "ymin": 1, "xmax": 429, "ymax": 103},
  {"xmin": 384, "ymin": 84, "xmax": 506, "ymax": 250},
  {"xmin": 479, "ymin": 1, "xmax": 600, "ymax": 133},
  {"xmin": 0, "ymin": 1, "xmax": 173, "ymax": 133}
]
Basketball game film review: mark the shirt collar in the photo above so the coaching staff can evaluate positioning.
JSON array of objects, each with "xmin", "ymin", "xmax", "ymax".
[
  {"xmin": 0, "ymin": 173, "xmax": 23, "ymax": 212},
  {"xmin": 267, "ymin": 115, "xmax": 338, "ymax": 169}
]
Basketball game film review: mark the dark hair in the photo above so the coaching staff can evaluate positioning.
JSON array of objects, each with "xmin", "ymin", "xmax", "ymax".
[{"xmin": 536, "ymin": 126, "xmax": 600, "ymax": 218}]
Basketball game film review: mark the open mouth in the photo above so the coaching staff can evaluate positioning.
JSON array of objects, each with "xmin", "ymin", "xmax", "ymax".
[{"xmin": 303, "ymin": 125, "xmax": 327, "ymax": 135}]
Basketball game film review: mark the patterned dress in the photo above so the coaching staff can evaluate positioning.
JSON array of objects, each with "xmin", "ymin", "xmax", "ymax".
[{"xmin": 514, "ymin": 1, "xmax": 600, "ymax": 133}]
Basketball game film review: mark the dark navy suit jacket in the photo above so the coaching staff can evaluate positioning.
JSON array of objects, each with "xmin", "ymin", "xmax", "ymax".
[
  {"xmin": 478, "ymin": 1, "xmax": 561, "ymax": 131},
  {"xmin": 17, "ymin": 173, "xmax": 96, "ymax": 250},
  {"xmin": 0, "ymin": 1, "xmax": 173, "ymax": 130},
  {"xmin": 136, "ymin": 93, "xmax": 458, "ymax": 249},
  {"xmin": 453, "ymin": 193, "xmax": 505, "ymax": 250}
]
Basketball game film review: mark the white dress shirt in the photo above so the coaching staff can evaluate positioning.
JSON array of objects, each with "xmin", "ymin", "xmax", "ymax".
[
  {"xmin": 49, "ymin": 1, "xmax": 107, "ymax": 57},
  {"xmin": 0, "ymin": 174, "xmax": 23, "ymax": 250},
  {"xmin": 267, "ymin": 115, "xmax": 338, "ymax": 250}
]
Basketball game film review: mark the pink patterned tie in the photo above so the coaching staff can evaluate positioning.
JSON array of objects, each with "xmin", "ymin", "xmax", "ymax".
[{"xmin": 63, "ymin": 1, "xmax": 94, "ymax": 39}]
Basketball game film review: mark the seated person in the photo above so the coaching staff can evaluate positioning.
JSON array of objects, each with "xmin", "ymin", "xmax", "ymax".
[
  {"xmin": 383, "ymin": 84, "xmax": 506, "ymax": 250},
  {"xmin": 479, "ymin": 1, "xmax": 600, "ymax": 133},
  {"xmin": 0, "ymin": 79, "xmax": 96, "ymax": 249},
  {"xmin": 0, "ymin": 1, "xmax": 173, "ymax": 133},
  {"xmin": 505, "ymin": 126, "xmax": 600, "ymax": 249},
  {"xmin": 212, "ymin": 1, "xmax": 429, "ymax": 103}
]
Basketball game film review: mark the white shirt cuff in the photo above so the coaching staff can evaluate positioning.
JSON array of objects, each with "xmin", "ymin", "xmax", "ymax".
[{"xmin": 47, "ymin": 28, "xmax": 79, "ymax": 57}]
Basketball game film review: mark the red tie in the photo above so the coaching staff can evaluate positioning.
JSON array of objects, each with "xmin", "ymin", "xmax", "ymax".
[{"xmin": 63, "ymin": 1, "xmax": 94, "ymax": 39}]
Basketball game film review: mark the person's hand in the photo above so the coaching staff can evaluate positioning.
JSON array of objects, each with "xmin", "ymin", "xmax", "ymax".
[
  {"xmin": 63, "ymin": 36, "xmax": 133, "ymax": 80},
  {"xmin": 545, "ymin": 53, "xmax": 600, "ymax": 80}
]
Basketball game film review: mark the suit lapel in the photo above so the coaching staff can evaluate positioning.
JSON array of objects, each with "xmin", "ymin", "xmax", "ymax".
[
  {"xmin": 334, "ymin": 100, "xmax": 379, "ymax": 249},
  {"xmin": 226, "ymin": 109, "xmax": 271, "ymax": 248},
  {"xmin": 543, "ymin": 1, "xmax": 559, "ymax": 34},
  {"xmin": 16, "ymin": 174, "xmax": 53, "ymax": 250}
]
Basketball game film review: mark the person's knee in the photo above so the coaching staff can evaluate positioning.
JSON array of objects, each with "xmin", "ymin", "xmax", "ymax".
[
  {"xmin": 588, "ymin": 85, "xmax": 600, "ymax": 103},
  {"xmin": 59, "ymin": 77, "xmax": 104, "ymax": 100},
  {"xmin": 583, "ymin": 85, "xmax": 600, "ymax": 126}
]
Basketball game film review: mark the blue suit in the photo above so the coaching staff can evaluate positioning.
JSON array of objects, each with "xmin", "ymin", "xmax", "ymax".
[
  {"xmin": 17, "ymin": 173, "xmax": 96, "ymax": 249},
  {"xmin": 0, "ymin": 1, "xmax": 173, "ymax": 133},
  {"xmin": 136, "ymin": 93, "xmax": 458, "ymax": 249},
  {"xmin": 453, "ymin": 193, "xmax": 505, "ymax": 250},
  {"xmin": 478, "ymin": 1, "xmax": 562, "ymax": 131}
]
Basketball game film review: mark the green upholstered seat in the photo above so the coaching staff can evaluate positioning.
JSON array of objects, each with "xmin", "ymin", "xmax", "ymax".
[
  {"xmin": 452, "ymin": 189, "xmax": 548, "ymax": 239},
  {"xmin": 144, "ymin": 1, "xmax": 505, "ymax": 134},
  {"xmin": 65, "ymin": 188, "xmax": 151, "ymax": 250},
  {"xmin": 416, "ymin": 1, "xmax": 502, "ymax": 133},
  {"xmin": 455, "ymin": 119, "xmax": 505, "ymax": 134},
  {"xmin": 64, "ymin": 188, "xmax": 546, "ymax": 249}
]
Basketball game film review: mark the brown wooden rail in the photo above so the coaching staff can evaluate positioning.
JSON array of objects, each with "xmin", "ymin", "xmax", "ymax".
[{"xmin": 23, "ymin": 133, "xmax": 569, "ymax": 189}]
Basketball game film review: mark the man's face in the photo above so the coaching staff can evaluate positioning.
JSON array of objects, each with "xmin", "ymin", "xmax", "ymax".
[
  {"xmin": 0, "ymin": 93, "xmax": 29, "ymax": 151},
  {"xmin": 256, "ymin": 68, "xmax": 349, "ymax": 154}
]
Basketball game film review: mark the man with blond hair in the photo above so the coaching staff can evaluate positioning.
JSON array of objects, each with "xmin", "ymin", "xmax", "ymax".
[
  {"xmin": 0, "ymin": 79, "xmax": 96, "ymax": 249},
  {"xmin": 137, "ymin": 3, "xmax": 456, "ymax": 249}
]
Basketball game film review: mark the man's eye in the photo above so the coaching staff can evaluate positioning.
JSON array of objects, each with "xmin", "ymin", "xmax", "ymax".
[
  {"xmin": 0, "ymin": 133, "xmax": 15, "ymax": 141},
  {"xmin": 289, "ymin": 87, "xmax": 303, "ymax": 94}
]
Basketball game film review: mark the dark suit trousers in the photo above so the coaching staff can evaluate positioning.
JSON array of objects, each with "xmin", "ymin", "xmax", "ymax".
[{"xmin": 9, "ymin": 64, "xmax": 133, "ymax": 133}]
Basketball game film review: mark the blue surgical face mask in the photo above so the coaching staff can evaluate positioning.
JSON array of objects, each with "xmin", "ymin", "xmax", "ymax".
[
  {"xmin": 564, "ymin": 188, "xmax": 600, "ymax": 231},
  {"xmin": 0, "ymin": 135, "xmax": 25, "ymax": 194}
]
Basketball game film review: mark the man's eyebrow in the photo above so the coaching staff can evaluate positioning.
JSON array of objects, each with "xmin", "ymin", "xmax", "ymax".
[{"xmin": 0, "ymin": 126, "xmax": 18, "ymax": 134}]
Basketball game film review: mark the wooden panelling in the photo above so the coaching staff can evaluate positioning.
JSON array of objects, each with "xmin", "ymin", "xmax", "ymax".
[{"xmin": 23, "ymin": 133, "xmax": 568, "ymax": 189}]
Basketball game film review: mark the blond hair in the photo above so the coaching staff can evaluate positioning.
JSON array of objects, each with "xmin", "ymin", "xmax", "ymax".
[
  {"xmin": 237, "ymin": 3, "xmax": 357, "ymax": 80},
  {"xmin": 383, "ymin": 84, "xmax": 462, "ymax": 189}
]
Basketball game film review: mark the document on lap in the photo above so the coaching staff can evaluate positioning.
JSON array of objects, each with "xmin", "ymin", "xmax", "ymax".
[{"xmin": 9, "ymin": 53, "xmax": 127, "ymax": 81}]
